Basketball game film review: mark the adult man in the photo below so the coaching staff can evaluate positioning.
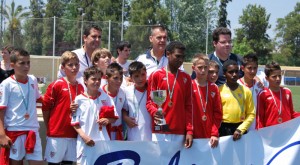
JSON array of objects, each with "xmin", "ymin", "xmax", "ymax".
[
  {"xmin": 58, "ymin": 25, "xmax": 102, "ymax": 79},
  {"xmin": 208, "ymin": 27, "xmax": 243, "ymax": 86},
  {"xmin": 115, "ymin": 41, "xmax": 131, "ymax": 77},
  {"xmin": 136, "ymin": 25, "xmax": 168, "ymax": 78}
]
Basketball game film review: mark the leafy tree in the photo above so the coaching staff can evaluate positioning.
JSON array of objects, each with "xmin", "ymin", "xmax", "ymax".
[
  {"xmin": 60, "ymin": 0, "xmax": 130, "ymax": 55},
  {"xmin": 233, "ymin": 4, "xmax": 272, "ymax": 63},
  {"xmin": 42, "ymin": 0, "xmax": 66, "ymax": 55},
  {"xmin": 218, "ymin": 0, "xmax": 231, "ymax": 28},
  {"xmin": 93, "ymin": 0, "xmax": 129, "ymax": 55},
  {"xmin": 23, "ymin": 0, "xmax": 45, "ymax": 55},
  {"xmin": 232, "ymin": 38, "xmax": 254, "ymax": 56},
  {"xmin": 2, "ymin": 0, "xmax": 30, "ymax": 47},
  {"xmin": 124, "ymin": 0, "xmax": 169, "ymax": 59},
  {"xmin": 275, "ymin": 2, "xmax": 300, "ymax": 66},
  {"xmin": 176, "ymin": 0, "xmax": 216, "ymax": 59}
]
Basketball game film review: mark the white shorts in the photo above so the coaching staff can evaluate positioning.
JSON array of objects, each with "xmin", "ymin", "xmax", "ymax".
[
  {"xmin": 10, "ymin": 132, "xmax": 43, "ymax": 161},
  {"xmin": 44, "ymin": 137, "xmax": 76, "ymax": 163},
  {"xmin": 152, "ymin": 133, "xmax": 184, "ymax": 142}
]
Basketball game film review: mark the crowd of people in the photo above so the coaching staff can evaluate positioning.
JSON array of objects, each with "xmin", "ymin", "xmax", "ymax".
[{"xmin": 0, "ymin": 24, "xmax": 299, "ymax": 165}]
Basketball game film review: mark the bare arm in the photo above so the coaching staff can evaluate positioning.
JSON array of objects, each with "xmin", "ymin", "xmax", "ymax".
[
  {"xmin": 0, "ymin": 110, "xmax": 12, "ymax": 148},
  {"xmin": 73, "ymin": 125, "xmax": 95, "ymax": 147},
  {"xmin": 42, "ymin": 110, "xmax": 50, "ymax": 128},
  {"xmin": 122, "ymin": 110, "xmax": 138, "ymax": 128},
  {"xmin": 184, "ymin": 134, "xmax": 193, "ymax": 148}
]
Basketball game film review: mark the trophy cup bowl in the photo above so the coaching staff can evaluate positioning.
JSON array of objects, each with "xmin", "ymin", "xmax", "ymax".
[{"xmin": 151, "ymin": 90, "xmax": 167, "ymax": 125}]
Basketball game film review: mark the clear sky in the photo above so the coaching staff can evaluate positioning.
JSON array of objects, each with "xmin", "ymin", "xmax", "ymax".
[
  {"xmin": 227, "ymin": 0, "xmax": 299, "ymax": 39},
  {"xmin": 14, "ymin": 0, "xmax": 299, "ymax": 39}
]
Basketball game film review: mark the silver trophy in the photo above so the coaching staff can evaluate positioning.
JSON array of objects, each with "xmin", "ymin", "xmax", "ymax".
[{"xmin": 151, "ymin": 90, "xmax": 169, "ymax": 131}]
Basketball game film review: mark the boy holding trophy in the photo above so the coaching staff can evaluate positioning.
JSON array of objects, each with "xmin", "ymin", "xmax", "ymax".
[{"xmin": 146, "ymin": 41, "xmax": 193, "ymax": 148}]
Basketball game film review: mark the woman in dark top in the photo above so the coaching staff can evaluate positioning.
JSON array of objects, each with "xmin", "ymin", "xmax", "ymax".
[{"xmin": 0, "ymin": 46, "xmax": 14, "ymax": 83}]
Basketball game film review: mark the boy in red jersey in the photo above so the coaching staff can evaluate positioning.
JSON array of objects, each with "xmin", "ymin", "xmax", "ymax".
[
  {"xmin": 147, "ymin": 41, "xmax": 193, "ymax": 148},
  {"xmin": 256, "ymin": 61, "xmax": 300, "ymax": 129},
  {"xmin": 42, "ymin": 51, "xmax": 84, "ymax": 165},
  {"xmin": 191, "ymin": 54, "xmax": 222, "ymax": 148}
]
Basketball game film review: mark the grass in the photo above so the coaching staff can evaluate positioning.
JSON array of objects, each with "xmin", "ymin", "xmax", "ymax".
[{"xmin": 286, "ymin": 86, "xmax": 300, "ymax": 112}]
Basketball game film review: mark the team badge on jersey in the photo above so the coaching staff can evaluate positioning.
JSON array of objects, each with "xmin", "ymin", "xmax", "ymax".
[
  {"xmin": 31, "ymin": 84, "xmax": 34, "ymax": 89},
  {"xmin": 238, "ymin": 93, "xmax": 243, "ymax": 98},
  {"xmin": 286, "ymin": 94, "xmax": 290, "ymax": 101},
  {"xmin": 119, "ymin": 98, "xmax": 123, "ymax": 103},
  {"xmin": 12, "ymin": 148, "xmax": 17, "ymax": 154},
  {"xmin": 183, "ymin": 78, "xmax": 187, "ymax": 84},
  {"xmin": 101, "ymin": 100, "xmax": 108, "ymax": 106},
  {"xmin": 50, "ymin": 151, "xmax": 55, "ymax": 158},
  {"xmin": 211, "ymin": 92, "xmax": 216, "ymax": 98}
]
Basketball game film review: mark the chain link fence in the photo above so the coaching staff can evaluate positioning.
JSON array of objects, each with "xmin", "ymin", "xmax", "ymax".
[{"xmin": 1, "ymin": 17, "xmax": 154, "ymax": 60}]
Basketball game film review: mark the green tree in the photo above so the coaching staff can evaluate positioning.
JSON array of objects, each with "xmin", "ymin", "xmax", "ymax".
[
  {"xmin": 232, "ymin": 38, "xmax": 253, "ymax": 55},
  {"xmin": 23, "ymin": 0, "xmax": 45, "ymax": 55},
  {"xmin": 124, "ymin": 0, "xmax": 169, "ymax": 58},
  {"xmin": 233, "ymin": 4, "xmax": 272, "ymax": 63},
  {"xmin": 275, "ymin": 2, "xmax": 300, "ymax": 66},
  {"xmin": 218, "ymin": 0, "xmax": 231, "ymax": 28},
  {"xmin": 93, "ymin": 0, "xmax": 129, "ymax": 55},
  {"xmin": 2, "ymin": 0, "xmax": 30, "ymax": 47},
  {"xmin": 60, "ymin": 0, "xmax": 130, "ymax": 54},
  {"xmin": 176, "ymin": 0, "xmax": 216, "ymax": 59},
  {"xmin": 42, "ymin": 0, "xmax": 66, "ymax": 55}
]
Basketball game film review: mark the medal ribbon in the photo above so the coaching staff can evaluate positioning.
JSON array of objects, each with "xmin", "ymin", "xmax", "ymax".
[
  {"xmin": 269, "ymin": 88, "xmax": 282, "ymax": 116},
  {"xmin": 133, "ymin": 88, "xmax": 146, "ymax": 119},
  {"xmin": 14, "ymin": 76, "xmax": 30, "ymax": 115},
  {"xmin": 166, "ymin": 67, "xmax": 178, "ymax": 102},
  {"xmin": 66, "ymin": 79, "xmax": 78, "ymax": 103},
  {"xmin": 195, "ymin": 80, "xmax": 208, "ymax": 114}
]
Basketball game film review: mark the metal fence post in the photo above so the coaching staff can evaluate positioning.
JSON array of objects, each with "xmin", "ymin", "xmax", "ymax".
[
  {"xmin": 52, "ymin": 16, "xmax": 56, "ymax": 82},
  {"xmin": 108, "ymin": 20, "xmax": 111, "ymax": 51}
]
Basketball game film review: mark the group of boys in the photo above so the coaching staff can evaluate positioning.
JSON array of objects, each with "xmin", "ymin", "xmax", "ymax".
[{"xmin": 0, "ymin": 25, "xmax": 299, "ymax": 165}]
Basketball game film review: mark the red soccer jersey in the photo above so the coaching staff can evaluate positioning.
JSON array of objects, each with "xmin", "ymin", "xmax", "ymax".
[
  {"xmin": 42, "ymin": 78, "xmax": 84, "ymax": 137},
  {"xmin": 147, "ymin": 68, "xmax": 193, "ymax": 135},
  {"xmin": 256, "ymin": 87, "xmax": 300, "ymax": 129},
  {"xmin": 192, "ymin": 80, "xmax": 222, "ymax": 138}
]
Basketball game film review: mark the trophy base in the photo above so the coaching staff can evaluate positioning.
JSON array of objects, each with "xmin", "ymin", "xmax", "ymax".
[{"xmin": 154, "ymin": 124, "xmax": 169, "ymax": 132}]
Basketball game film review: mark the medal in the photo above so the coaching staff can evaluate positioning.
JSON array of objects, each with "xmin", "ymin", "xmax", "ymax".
[
  {"xmin": 24, "ymin": 113, "xmax": 30, "ymax": 120},
  {"xmin": 202, "ymin": 115, "xmax": 207, "ymax": 121},
  {"xmin": 168, "ymin": 101, "xmax": 173, "ymax": 107},
  {"xmin": 278, "ymin": 117, "xmax": 282, "ymax": 123},
  {"xmin": 195, "ymin": 81, "xmax": 208, "ymax": 122}
]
